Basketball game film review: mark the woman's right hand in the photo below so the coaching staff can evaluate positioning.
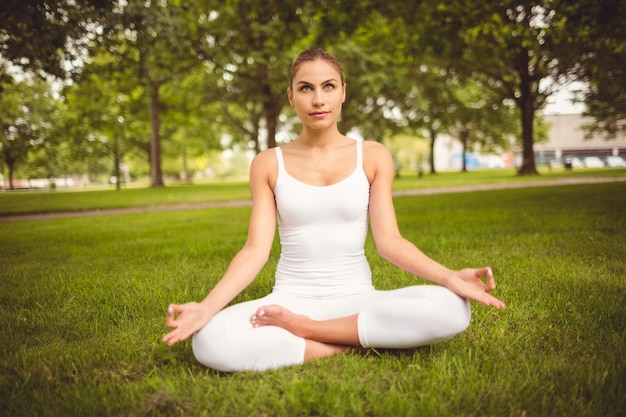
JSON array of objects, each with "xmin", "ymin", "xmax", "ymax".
[{"xmin": 162, "ymin": 302, "xmax": 214, "ymax": 345}]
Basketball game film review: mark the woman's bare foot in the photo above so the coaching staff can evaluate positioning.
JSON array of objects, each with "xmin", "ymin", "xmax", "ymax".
[
  {"xmin": 250, "ymin": 304, "xmax": 312, "ymax": 338},
  {"xmin": 251, "ymin": 304, "xmax": 364, "ymax": 352},
  {"xmin": 250, "ymin": 305, "xmax": 368, "ymax": 362}
]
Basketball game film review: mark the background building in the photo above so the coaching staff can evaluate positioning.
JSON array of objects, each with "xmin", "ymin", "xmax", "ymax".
[
  {"xmin": 433, "ymin": 112, "xmax": 626, "ymax": 172},
  {"xmin": 536, "ymin": 113, "xmax": 626, "ymax": 165}
]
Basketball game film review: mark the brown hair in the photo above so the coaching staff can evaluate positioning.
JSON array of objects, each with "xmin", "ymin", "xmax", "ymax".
[{"xmin": 289, "ymin": 49, "xmax": 344, "ymax": 89}]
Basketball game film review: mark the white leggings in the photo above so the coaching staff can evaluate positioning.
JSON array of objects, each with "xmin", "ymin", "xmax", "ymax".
[{"xmin": 192, "ymin": 285, "xmax": 471, "ymax": 372}]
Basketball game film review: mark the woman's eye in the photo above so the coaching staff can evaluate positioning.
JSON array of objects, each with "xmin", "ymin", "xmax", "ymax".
[
  {"xmin": 300, "ymin": 85, "xmax": 311, "ymax": 92},
  {"xmin": 324, "ymin": 84, "xmax": 335, "ymax": 90}
]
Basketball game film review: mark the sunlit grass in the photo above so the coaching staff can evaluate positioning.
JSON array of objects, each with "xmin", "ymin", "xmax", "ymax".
[
  {"xmin": 0, "ymin": 181, "xmax": 252, "ymax": 216},
  {"xmin": 1, "ymin": 182, "xmax": 625, "ymax": 416},
  {"xmin": 1, "ymin": 167, "xmax": 625, "ymax": 216},
  {"xmin": 392, "ymin": 166, "xmax": 626, "ymax": 190}
]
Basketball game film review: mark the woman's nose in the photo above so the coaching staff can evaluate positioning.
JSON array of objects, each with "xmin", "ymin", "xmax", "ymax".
[{"xmin": 312, "ymin": 89, "xmax": 323, "ymax": 106}]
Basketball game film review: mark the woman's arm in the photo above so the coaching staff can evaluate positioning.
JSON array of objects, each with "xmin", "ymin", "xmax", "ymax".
[
  {"xmin": 162, "ymin": 150, "xmax": 279, "ymax": 345},
  {"xmin": 365, "ymin": 141, "xmax": 505, "ymax": 308}
]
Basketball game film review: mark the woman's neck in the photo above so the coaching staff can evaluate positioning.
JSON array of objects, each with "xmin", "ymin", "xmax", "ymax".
[{"xmin": 297, "ymin": 126, "xmax": 345, "ymax": 149}]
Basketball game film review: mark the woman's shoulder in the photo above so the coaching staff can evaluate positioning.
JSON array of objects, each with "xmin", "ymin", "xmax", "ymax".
[
  {"xmin": 249, "ymin": 147, "xmax": 279, "ymax": 186},
  {"xmin": 359, "ymin": 139, "xmax": 393, "ymax": 182},
  {"xmin": 252, "ymin": 147, "xmax": 278, "ymax": 165},
  {"xmin": 361, "ymin": 139, "xmax": 392, "ymax": 161}
]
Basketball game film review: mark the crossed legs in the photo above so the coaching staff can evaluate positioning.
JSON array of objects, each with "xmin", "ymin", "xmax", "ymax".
[
  {"xmin": 249, "ymin": 286, "xmax": 471, "ymax": 363},
  {"xmin": 250, "ymin": 305, "xmax": 363, "ymax": 361},
  {"xmin": 192, "ymin": 286, "xmax": 471, "ymax": 371}
]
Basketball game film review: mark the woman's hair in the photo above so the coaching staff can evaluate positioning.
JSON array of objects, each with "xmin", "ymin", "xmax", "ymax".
[{"xmin": 289, "ymin": 49, "xmax": 344, "ymax": 89}]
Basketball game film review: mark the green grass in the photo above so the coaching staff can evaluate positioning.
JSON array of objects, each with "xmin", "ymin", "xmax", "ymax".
[
  {"xmin": 0, "ymin": 181, "xmax": 253, "ymax": 216},
  {"xmin": 1, "ymin": 180, "xmax": 625, "ymax": 416},
  {"xmin": 1, "ymin": 167, "xmax": 625, "ymax": 216},
  {"xmin": 391, "ymin": 166, "xmax": 626, "ymax": 191}
]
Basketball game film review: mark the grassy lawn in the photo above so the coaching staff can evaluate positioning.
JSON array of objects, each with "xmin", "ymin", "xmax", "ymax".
[
  {"xmin": 1, "ymin": 179, "xmax": 625, "ymax": 416},
  {"xmin": 1, "ymin": 167, "xmax": 625, "ymax": 216},
  {"xmin": 0, "ymin": 181, "xmax": 253, "ymax": 216}
]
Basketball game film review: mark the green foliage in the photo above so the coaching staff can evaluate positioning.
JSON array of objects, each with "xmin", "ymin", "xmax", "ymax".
[
  {"xmin": 554, "ymin": 0, "xmax": 626, "ymax": 139},
  {"xmin": 1, "ymin": 0, "xmax": 625, "ymax": 184},
  {"xmin": 0, "ymin": 0, "xmax": 113, "ymax": 77},
  {"xmin": 1, "ymin": 182, "xmax": 625, "ymax": 416},
  {"xmin": 64, "ymin": 44, "xmax": 152, "ymax": 186},
  {"xmin": 411, "ymin": 1, "xmax": 580, "ymax": 175},
  {"xmin": 0, "ymin": 76, "xmax": 58, "ymax": 188},
  {"xmin": 184, "ymin": 0, "xmax": 314, "ymax": 150}
]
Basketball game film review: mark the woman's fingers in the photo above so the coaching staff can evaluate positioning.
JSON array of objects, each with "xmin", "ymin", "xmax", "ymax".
[
  {"xmin": 469, "ymin": 267, "xmax": 504, "ymax": 308},
  {"xmin": 163, "ymin": 324, "xmax": 197, "ymax": 345},
  {"xmin": 473, "ymin": 267, "xmax": 496, "ymax": 291},
  {"xmin": 163, "ymin": 303, "xmax": 207, "ymax": 345},
  {"xmin": 482, "ymin": 269, "xmax": 505, "ymax": 308},
  {"xmin": 483, "ymin": 292, "xmax": 506, "ymax": 308},
  {"xmin": 163, "ymin": 331, "xmax": 184, "ymax": 345},
  {"xmin": 165, "ymin": 304, "xmax": 180, "ymax": 328},
  {"xmin": 162, "ymin": 330, "xmax": 174, "ymax": 344},
  {"xmin": 484, "ymin": 267, "xmax": 496, "ymax": 291}
]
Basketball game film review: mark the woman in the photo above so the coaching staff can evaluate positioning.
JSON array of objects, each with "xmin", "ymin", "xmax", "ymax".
[{"xmin": 163, "ymin": 49, "xmax": 505, "ymax": 372}]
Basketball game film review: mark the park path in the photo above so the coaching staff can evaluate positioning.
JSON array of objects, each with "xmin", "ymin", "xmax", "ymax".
[{"xmin": 1, "ymin": 176, "xmax": 625, "ymax": 222}]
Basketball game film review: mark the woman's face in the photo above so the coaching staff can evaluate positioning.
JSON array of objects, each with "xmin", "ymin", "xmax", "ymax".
[{"xmin": 288, "ymin": 59, "xmax": 346, "ymax": 131}]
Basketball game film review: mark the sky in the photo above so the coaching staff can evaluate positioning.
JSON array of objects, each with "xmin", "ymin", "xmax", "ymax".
[{"xmin": 543, "ymin": 81, "xmax": 586, "ymax": 115}]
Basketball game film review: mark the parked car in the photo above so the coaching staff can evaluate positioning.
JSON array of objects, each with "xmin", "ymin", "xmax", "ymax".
[
  {"xmin": 583, "ymin": 156, "xmax": 605, "ymax": 168},
  {"xmin": 548, "ymin": 158, "xmax": 563, "ymax": 169},
  {"xmin": 564, "ymin": 156, "xmax": 584, "ymax": 168},
  {"xmin": 605, "ymin": 156, "xmax": 626, "ymax": 167}
]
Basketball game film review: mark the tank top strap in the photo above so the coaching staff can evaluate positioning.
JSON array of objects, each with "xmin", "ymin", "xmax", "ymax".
[
  {"xmin": 355, "ymin": 138, "xmax": 364, "ymax": 171},
  {"xmin": 274, "ymin": 147, "xmax": 286, "ymax": 174}
]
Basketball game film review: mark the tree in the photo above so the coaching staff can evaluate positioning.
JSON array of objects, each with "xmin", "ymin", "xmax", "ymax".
[
  {"xmin": 555, "ymin": 0, "xmax": 626, "ymax": 139},
  {"xmin": 66, "ymin": 41, "xmax": 171, "ymax": 188},
  {"xmin": 448, "ymin": 79, "xmax": 520, "ymax": 172},
  {"xmin": 413, "ymin": 65, "xmax": 464, "ymax": 175},
  {"xmin": 317, "ymin": 8, "xmax": 514, "ymax": 174},
  {"xmin": 87, "ymin": 0, "xmax": 207, "ymax": 187},
  {"xmin": 0, "ymin": 76, "xmax": 55, "ymax": 189},
  {"xmin": 187, "ymin": 0, "xmax": 404, "ymax": 153},
  {"xmin": 25, "ymin": 92, "xmax": 86, "ymax": 184},
  {"xmin": 0, "ymin": 0, "xmax": 113, "ymax": 77},
  {"xmin": 411, "ymin": 1, "xmax": 584, "ymax": 175},
  {"xmin": 327, "ymin": 14, "xmax": 415, "ymax": 142},
  {"xmin": 186, "ymin": 0, "xmax": 312, "ymax": 152},
  {"xmin": 159, "ymin": 85, "xmax": 225, "ymax": 182},
  {"xmin": 1, "ymin": 1, "xmax": 114, "ymax": 187}
]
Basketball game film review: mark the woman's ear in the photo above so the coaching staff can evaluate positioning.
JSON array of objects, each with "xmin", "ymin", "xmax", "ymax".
[
  {"xmin": 342, "ymin": 83, "xmax": 347, "ymax": 104},
  {"xmin": 287, "ymin": 88, "xmax": 294, "ymax": 107}
]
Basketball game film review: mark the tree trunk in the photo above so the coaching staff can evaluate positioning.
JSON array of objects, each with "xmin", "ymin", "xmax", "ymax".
[
  {"xmin": 460, "ymin": 127, "xmax": 469, "ymax": 173},
  {"xmin": 149, "ymin": 80, "xmax": 164, "ymax": 187},
  {"xmin": 516, "ymin": 51, "xmax": 539, "ymax": 176},
  {"xmin": 264, "ymin": 103, "xmax": 281, "ymax": 149},
  {"xmin": 8, "ymin": 162, "xmax": 15, "ymax": 190},
  {"xmin": 517, "ymin": 96, "xmax": 538, "ymax": 175},
  {"xmin": 113, "ymin": 148, "xmax": 121, "ymax": 191},
  {"xmin": 181, "ymin": 148, "xmax": 191, "ymax": 183},
  {"xmin": 429, "ymin": 127, "xmax": 437, "ymax": 174},
  {"xmin": 259, "ymin": 63, "xmax": 282, "ymax": 150}
]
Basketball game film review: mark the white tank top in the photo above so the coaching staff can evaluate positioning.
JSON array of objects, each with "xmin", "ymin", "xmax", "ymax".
[{"xmin": 272, "ymin": 138, "xmax": 374, "ymax": 297}]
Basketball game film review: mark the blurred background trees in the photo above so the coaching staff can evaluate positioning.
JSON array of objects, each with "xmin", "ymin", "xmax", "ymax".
[{"xmin": 1, "ymin": 0, "xmax": 624, "ymax": 188}]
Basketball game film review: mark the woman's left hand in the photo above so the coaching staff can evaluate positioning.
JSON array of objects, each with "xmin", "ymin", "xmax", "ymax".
[{"xmin": 446, "ymin": 267, "xmax": 506, "ymax": 309}]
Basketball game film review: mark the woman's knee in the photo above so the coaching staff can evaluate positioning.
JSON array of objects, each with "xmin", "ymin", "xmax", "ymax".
[
  {"xmin": 192, "ymin": 323, "xmax": 306, "ymax": 372},
  {"xmin": 438, "ymin": 287, "xmax": 472, "ymax": 334},
  {"xmin": 191, "ymin": 326, "xmax": 234, "ymax": 372}
]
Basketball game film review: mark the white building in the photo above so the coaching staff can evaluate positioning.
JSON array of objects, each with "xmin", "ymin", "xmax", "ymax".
[
  {"xmin": 536, "ymin": 113, "xmax": 626, "ymax": 164},
  {"xmin": 433, "ymin": 112, "xmax": 626, "ymax": 171}
]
